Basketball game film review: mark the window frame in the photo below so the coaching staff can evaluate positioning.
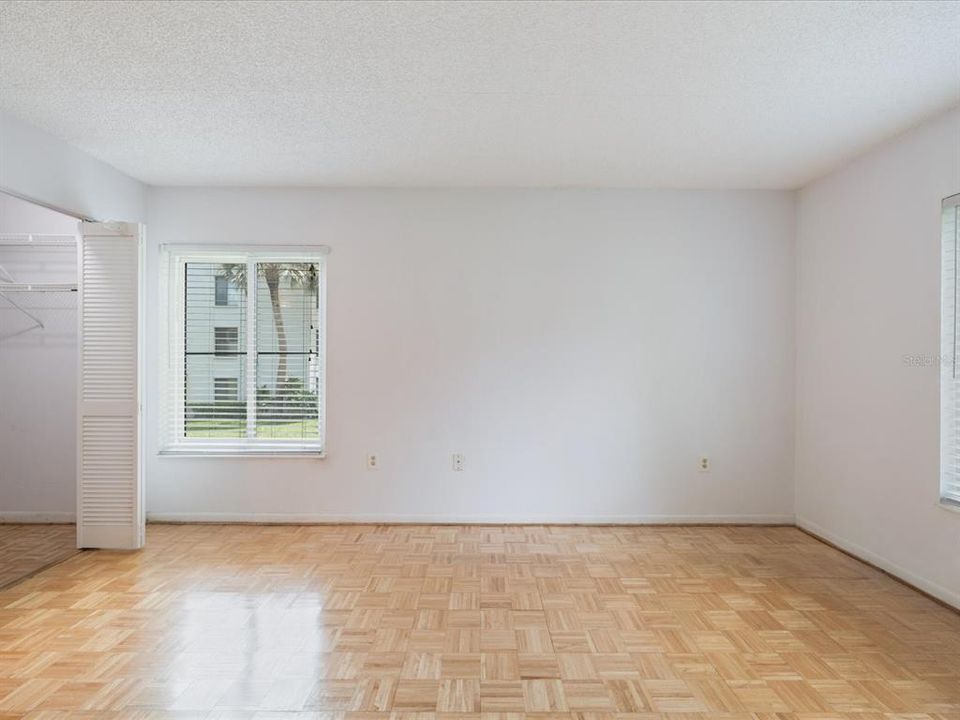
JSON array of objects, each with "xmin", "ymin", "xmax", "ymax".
[
  {"xmin": 159, "ymin": 245, "xmax": 329, "ymax": 457},
  {"xmin": 941, "ymin": 193, "xmax": 960, "ymax": 509}
]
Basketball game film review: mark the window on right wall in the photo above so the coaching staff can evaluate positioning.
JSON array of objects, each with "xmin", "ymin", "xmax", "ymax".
[{"xmin": 940, "ymin": 193, "xmax": 960, "ymax": 507}]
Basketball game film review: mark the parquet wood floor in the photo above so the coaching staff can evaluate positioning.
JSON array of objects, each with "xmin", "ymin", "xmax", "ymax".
[
  {"xmin": 0, "ymin": 524, "xmax": 957, "ymax": 719},
  {"xmin": 0, "ymin": 525, "xmax": 76, "ymax": 591}
]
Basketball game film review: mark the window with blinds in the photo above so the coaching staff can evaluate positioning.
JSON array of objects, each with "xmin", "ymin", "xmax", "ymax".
[
  {"xmin": 941, "ymin": 194, "xmax": 960, "ymax": 506},
  {"xmin": 160, "ymin": 248, "xmax": 326, "ymax": 455}
]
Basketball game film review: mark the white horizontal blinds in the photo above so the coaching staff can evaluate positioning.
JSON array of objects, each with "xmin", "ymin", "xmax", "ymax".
[
  {"xmin": 254, "ymin": 262, "xmax": 322, "ymax": 448},
  {"xmin": 942, "ymin": 196, "xmax": 960, "ymax": 505},
  {"xmin": 160, "ymin": 249, "xmax": 325, "ymax": 454},
  {"xmin": 183, "ymin": 262, "xmax": 248, "ymax": 442},
  {"xmin": 77, "ymin": 222, "xmax": 144, "ymax": 550}
]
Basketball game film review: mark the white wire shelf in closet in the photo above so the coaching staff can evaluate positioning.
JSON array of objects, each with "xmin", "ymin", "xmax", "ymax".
[
  {"xmin": 0, "ymin": 233, "xmax": 78, "ymax": 247},
  {"xmin": 0, "ymin": 282, "xmax": 77, "ymax": 292},
  {"xmin": 0, "ymin": 233, "xmax": 78, "ymax": 340}
]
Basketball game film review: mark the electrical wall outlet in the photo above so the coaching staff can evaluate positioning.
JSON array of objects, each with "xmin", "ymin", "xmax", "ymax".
[
  {"xmin": 366, "ymin": 453, "xmax": 380, "ymax": 470},
  {"xmin": 698, "ymin": 457, "xmax": 710, "ymax": 472},
  {"xmin": 452, "ymin": 453, "xmax": 465, "ymax": 471}
]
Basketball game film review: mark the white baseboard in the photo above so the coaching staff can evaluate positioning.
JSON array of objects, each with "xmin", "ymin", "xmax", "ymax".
[
  {"xmin": 796, "ymin": 516, "xmax": 960, "ymax": 610},
  {"xmin": 0, "ymin": 512, "xmax": 75, "ymax": 524},
  {"xmin": 146, "ymin": 511, "xmax": 794, "ymax": 525}
]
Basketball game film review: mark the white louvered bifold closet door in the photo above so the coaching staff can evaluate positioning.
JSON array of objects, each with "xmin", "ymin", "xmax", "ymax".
[{"xmin": 77, "ymin": 222, "xmax": 145, "ymax": 549}]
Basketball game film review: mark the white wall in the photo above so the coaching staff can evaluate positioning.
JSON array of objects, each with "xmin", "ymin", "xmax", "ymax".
[
  {"xmin": 146, "ymin": 188, "xmax": 796, "ymax": 523},
  {"xmin": 0, "ymin": 110, "xmax": 145, "ymax": 223},
  {"xmin": 0, "ymin": 193, "xmax": 79, "ymax": 521},
  {"xmin": 796, "ymin": 107, "xmax": 960, "ymax": 607}
]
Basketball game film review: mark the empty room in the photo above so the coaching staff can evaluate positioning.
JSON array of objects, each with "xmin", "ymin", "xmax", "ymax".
[{"xmin": 0, "ymin": 0, "xmax": 958, "ymax": 717}]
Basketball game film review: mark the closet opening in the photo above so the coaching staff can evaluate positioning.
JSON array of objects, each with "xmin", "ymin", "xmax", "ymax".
[{"xmin": 0, "ymin": 191, "xmax": 81, "ymax": 588}]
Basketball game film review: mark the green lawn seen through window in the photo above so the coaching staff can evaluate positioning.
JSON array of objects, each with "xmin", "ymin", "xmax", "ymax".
[{"xmin": 185, "ymin": 419, "xmax": 318, "ymax": 439}]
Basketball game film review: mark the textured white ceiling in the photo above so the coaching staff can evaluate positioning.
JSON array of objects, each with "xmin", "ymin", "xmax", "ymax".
[{"xmin": 0, "ymin": 0, "xmax": 958, "ymax": 188}]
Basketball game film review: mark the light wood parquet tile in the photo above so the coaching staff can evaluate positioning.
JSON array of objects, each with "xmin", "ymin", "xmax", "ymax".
[
  {"xmin": 0, "ymin": 523, "xmax": 956, "ymax": 720},
  {"xmin": 0, "ymin": 526, "xmax": 76, "ymax": 591}
]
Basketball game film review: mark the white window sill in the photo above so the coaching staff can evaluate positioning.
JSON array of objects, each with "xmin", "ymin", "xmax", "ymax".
[{"xmin": 939, "ymin": 498, "xmax": 960, "ymax": 514}]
